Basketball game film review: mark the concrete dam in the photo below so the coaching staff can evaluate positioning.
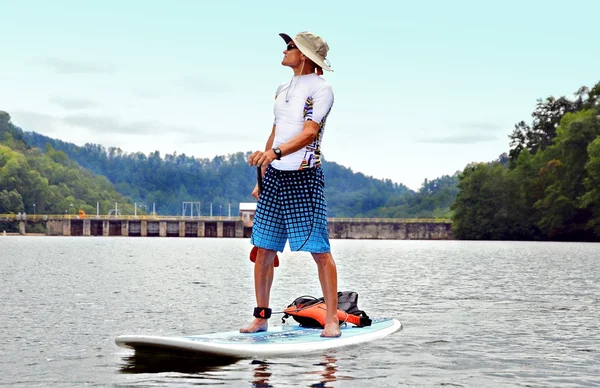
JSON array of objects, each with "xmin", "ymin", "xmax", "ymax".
[{"xmin": 2, "ymin": 214, "xmax": 453, "ymax": 240}]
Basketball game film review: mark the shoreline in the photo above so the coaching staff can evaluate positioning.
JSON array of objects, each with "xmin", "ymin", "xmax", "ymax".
[
  {"xmin": 1, "ymin": 234, "xmax": 455, "ymax": 240},
  {"xmin": 1, "ymin": 232, "xmax": 47, "ymax": 237}
]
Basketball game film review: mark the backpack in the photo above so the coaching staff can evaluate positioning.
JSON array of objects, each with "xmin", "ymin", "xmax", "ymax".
[{"xmin": 282, "ymin": 291, "xmax": 372, "ymax": 328}]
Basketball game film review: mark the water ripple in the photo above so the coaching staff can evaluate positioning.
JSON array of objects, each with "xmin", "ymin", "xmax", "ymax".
[{"xmin": 1, "ymin": 237, "xmax": 599, "ymax": 387}]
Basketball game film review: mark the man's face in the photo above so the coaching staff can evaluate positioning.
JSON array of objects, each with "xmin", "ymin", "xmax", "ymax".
[{"xmin": 282, "ymin": 41, "xmax": 303, "ymax": 67}]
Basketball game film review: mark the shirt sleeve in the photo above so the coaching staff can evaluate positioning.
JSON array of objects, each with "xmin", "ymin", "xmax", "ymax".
[{"xmin": 305, "ymin": 84, "xmax": 334, "ymax": 124}]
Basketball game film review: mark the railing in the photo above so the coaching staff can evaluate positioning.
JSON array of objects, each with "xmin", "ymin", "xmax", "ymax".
[
  {"xmin": 1, "ymin": 214, "xmax": 452, "ymax": 223},
  {"xmin": 0, "ymin": 214, "xmax": 243, "ymax": 221},
  {"xmin": 328, "ymin": 217, "xmax": 452, "ymax": 223}
]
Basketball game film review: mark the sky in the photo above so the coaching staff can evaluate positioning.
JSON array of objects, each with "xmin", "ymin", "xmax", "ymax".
[{"xmin": 1, "ymin": 0, "xmax": 598, "ymax": 190}]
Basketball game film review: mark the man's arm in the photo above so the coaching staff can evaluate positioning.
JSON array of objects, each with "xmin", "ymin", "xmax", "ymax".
[
  {"xmin": 261, "ymin": 125, "xmax": 276, "ymax": 174},
  {"xmin": 277, "ymin": 121, "xmax": 319, "ymax": 157},
  {"xmin": 249, "ymin": 121, "xmax": 319, "ymax": 168},
  {"xmin": 264, "ymin": 125, "xmax": 276, "ymax": 150},
  {"xmin": 250, "ymin": 125, "xmax": 277, "ymax": 199}
]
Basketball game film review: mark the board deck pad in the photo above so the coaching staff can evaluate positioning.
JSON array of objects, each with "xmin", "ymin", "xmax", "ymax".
[{"xmin": 115, "ymin": 318, "xmax": 402, "ymax": 358}]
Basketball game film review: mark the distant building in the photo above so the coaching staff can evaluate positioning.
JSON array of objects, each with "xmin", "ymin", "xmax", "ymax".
[{"xmin": 239, "ymin": 202, "xmax": 258, "ymax": 227}]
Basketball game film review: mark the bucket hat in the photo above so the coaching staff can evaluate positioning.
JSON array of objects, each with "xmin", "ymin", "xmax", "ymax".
[{"xmin": 279, "ymin": 31, "xmax": 333, "ymax": 72}]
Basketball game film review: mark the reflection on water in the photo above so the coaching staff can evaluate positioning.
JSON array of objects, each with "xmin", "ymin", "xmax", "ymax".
[
  {"xmin": 308, "ymin": 356, "xmax": 338, "ymax": 388},
  {"xmin": 119, "ymin": 351, "xmax": 239, "ymax": 374},
  {"xmin": 250, "ymin": 355, "xmax": 343, "ymax": 388},
  {"xmin": 250, "ymin": 360, "xmax": 273, "ymax": 388},
  {"xmin": 119, "ymin": 351, "xmax": 345, "ymax": 388}
]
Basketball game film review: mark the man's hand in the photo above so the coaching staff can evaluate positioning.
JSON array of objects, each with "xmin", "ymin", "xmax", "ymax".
[
  {"xmin": 249, "ymin": 149, "xmax": 277, "ymax": 168},
  {"xmin": 251, "ymin": 183, "xmax": 259, "ymax": 199}
]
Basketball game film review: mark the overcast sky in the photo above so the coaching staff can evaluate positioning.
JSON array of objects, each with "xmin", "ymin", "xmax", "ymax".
[{"xmin": 1, "ymin": 0, "xmax": 598, "ymax": 190}]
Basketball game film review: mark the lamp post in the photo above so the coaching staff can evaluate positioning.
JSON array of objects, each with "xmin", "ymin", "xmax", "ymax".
[{"xmin": 33, "ymin": 203, "xmax": 36, "ymax": 215}]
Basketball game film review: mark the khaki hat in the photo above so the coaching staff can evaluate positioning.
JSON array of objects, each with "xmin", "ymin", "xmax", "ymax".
[{"xmin": 279, "ymin": 31, "xmax": 333, "ymax": 72}]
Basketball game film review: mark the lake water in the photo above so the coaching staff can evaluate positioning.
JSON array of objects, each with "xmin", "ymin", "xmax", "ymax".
[{"xmin": 1, "ymin": 237, "xmax": 599, "ymax": 387}]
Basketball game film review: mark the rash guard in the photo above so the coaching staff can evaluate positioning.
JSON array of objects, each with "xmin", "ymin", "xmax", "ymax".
[{"xmin": 271, "ymin": 73, "xmax": 334, "ymax": 170}]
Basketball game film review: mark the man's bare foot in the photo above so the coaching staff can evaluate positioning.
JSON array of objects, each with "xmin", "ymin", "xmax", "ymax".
[
  {"xmin": 320, "ymin": 322, "xmax": 341, "ymax": 337},
  {"xmin": 240, "ymin": 318, "xmax": 268, "ymax": 333}
]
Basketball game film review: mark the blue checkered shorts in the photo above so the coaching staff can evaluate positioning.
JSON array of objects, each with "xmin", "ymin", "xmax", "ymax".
[{"xmin": 250, "ymin": 165, "xmax": 330, "ymax": 253}]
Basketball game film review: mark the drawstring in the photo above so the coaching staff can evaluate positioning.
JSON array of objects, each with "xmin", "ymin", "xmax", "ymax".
[
  {"xmin": 285, "ymin": 59, "xmax": 306, "ymax": 103},
  {"xmin": 284, "ymin": 77, "xmax": 294, "ymax": 103}
]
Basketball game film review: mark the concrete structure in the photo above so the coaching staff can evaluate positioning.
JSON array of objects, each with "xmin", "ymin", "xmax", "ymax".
[
  {"xmin": 328, "ymin": 219, "xmax": 452, "ymax": 240},
  {"xmin": 239, "ymin": 202, "xmax": 257, "ymax": 225},
  {"xmin": 2, "ymin": 214, "xmax": 453, "ymax": 240}
]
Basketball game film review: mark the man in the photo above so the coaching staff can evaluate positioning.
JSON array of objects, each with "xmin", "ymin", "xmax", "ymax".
[{"xmin": 241, "ymin": 31, "xmax": 341, "ymax": 337}]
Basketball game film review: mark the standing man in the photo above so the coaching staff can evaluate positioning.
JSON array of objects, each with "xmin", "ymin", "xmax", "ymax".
[{"xmin": 241, "ymin": 31, "xmax": 340, "ymax": 337}]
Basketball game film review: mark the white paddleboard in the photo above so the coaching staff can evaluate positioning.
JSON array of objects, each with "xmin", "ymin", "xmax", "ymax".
[{"xmin": 115, "ymin": 317, "xmax": 402, "ymax": 358}]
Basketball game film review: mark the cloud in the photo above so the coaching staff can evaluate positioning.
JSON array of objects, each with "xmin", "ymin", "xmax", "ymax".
[
  {"xmin": 415, "ymin": 133, "xmax": 499, "ymax": 144},
  {"xmin": 37, "ymin": 58, "xmax": 113, "ymax": 74},
  {"xmin": 10, "ymin": 111, "xmax": 255, "ymax": 148},
  {"xmin": 415, "ymin": 121, "xmax": 505, "ymax": 144},
  {"xmin": 49, "ymin": 96, "xmax": 99, "ymax": 110},
  {"xmin": 181, "ymin": 131, "xmax": 255, "ymax": 144},
  {"xmin": 10, "ymin": 111, "xmax": 64, "ymax": 135},
  {"xmin": 11, "ymin": 110, "xmax": 195, "ymax": 136},
  {"xmin": 62, "ymin": 113, "xmax": 195, "ymax": 135},
  {"xmin": 177, "ymin": 77, "xmax": 228, "ymax": 94},
  {"xmin": 452, "ymin": 121, "xmax": 504, "ymax": 131},
  {"xmin": 131, "ymin": 88, "xmax": 162, "ymax": 99}
]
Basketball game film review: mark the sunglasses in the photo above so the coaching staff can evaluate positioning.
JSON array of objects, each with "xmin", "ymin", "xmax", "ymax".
[{"xmin": 286, "ymin": 43, "xmax": 298, "ymax": 51}]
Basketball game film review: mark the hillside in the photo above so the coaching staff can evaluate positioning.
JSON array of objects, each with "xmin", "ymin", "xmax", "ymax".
[
  {"xmin": 1, "ymin": 109, "xmax": 458, "ymax": 218},
  {"xmin": 21, "ymin": 127, "xmax": 457, "ymax": 218},
  {"xmin": 0, "ymin": 112, "xmax": 136, "ymax": 231}
]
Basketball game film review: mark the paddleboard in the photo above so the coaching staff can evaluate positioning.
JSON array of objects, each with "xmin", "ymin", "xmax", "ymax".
[{"xmin": 115, "ymin": 317, "xmax": 402, "ymax": 358}]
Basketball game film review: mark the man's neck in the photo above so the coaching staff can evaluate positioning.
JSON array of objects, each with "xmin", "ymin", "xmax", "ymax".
[
  {"xmin": 293, "ymin": 68, "xmax": 315, "ymax": 76},
  {"xmin": 293, "ymin": 61, "xmax": 316, "ymax": 76}
]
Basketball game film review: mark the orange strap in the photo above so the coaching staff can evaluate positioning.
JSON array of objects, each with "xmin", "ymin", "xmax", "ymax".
[
  {"xmin": 284, "ymin": 303, "xmax": 370, "ymax": 327},
  {"xmin": 249, "ymin": 246, "xmax": 279, "ymax": 267}
]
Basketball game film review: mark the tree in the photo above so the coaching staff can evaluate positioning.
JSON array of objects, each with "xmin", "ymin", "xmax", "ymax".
[
  {"xmin": 581, "ymin": 137, "xmax": 600, "ymax": 236},
  {"xmin": 533, "ymin": 110, "xmax": 600, "ymax": 240},
  {"xmin": 452, "ymin": 163, "xmax": 506, "ymax": 239},
  {"xmin": 0, "ymin": 119, "xmax": 137, "ymax": 217},
  {"xmin": 509, "ymin": 91, "xmax": 585, "ymax": 164},
  {"xmin": 0, "ymin": 189, "xmax": 24, "ymax": 213}
]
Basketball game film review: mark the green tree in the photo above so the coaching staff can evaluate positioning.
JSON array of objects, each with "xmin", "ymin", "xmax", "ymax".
[
  {"xmin": 509, "ymin": 89, "xmax": 586, "ymax": 164},
  {"xmin": 533, "ymin": 110, "xmax": 600, "ymax": 239},
  {"xmin": 581, "ymin": 137, "xmax": 600, "ymax": 236},
  {"xmin": 0, "ymin": 189, "xmax": 24, "ymax": 213},
  {"xmin": 0, "ymin": 113, "xmax": 137, "ymax": 217}
]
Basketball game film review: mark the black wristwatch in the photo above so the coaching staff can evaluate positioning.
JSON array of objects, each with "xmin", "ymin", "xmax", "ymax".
[{"xmin": 272, "ymin": 147, "xmax": 282, "ymax": 160}]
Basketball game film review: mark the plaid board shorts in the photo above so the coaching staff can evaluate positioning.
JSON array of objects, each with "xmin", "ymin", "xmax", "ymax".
[{"xmin": 250, "ymin": 165, "xmax": 330, "ymax": 253}]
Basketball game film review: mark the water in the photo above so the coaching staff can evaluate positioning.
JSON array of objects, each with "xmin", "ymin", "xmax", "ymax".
[{"xmin": 1, "ymin": 237, "xmax": 599, "ymax": 387}]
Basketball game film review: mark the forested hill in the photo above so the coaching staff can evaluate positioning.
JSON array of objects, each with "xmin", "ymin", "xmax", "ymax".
[
  {"xmin": 451, "ymin": 81, "xmax": 600, "ymax": 241},
  {"xmin": 0, "ymin": 111, "xmax": 136, "ymax": 224},
  {"xmin": 0, "ymin": 108, "xmax": 459, "ymax": 218},
  {"xmin": 17, "ymin": 133, "xmax": 407, "ymax": 216},
  {"xmin": 1, "ymin": 114, "xmax": 449, "ymax": 217}
]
